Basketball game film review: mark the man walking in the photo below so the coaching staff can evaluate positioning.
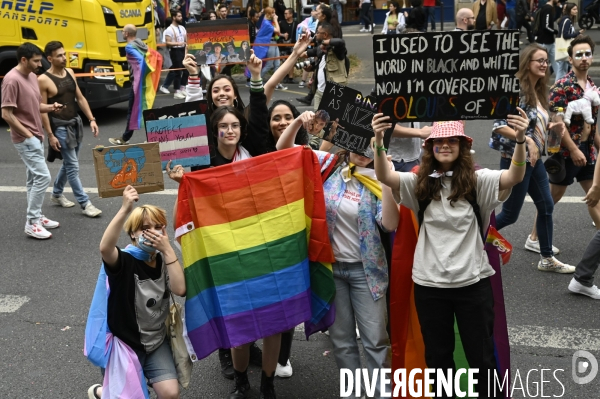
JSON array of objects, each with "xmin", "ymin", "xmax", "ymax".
[
  {"xmin": 109, "ymin": 24, "xmax": 162, "ymax": 145},
  {"xmin": 38, "ymin": 41, "xmax": 103, "ymax": 218},
  {"xmin": 279, "ymin": 8, "xmax": 298, "ymax": 84},
  {"xmin": 1, "ymin": 43, "xmax": 63, "ymax": 239},
  {"xmin": 159, "ymin": 10, "xmax": 187, "ymax": 99}
]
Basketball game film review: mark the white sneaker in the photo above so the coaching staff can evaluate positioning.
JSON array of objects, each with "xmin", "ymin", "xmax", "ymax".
[
  {"xmin": 87, "ymin": 384, "xmax": 102, "ymax": 399},
  {"xmin": 275, "ymin": 360, "xmax": 293, "ymax": 378},
  {"xmin": 40, "ymin": 215, "xmax": 59, "ymax": 229},
  {"xmin": 108, "ymin": 138, "xmax": 128, "ymax": 146},
  {"xmin": 51, "ymin": 195, "xmax": 75, "ymax": 208},
  {"xmin": 568, "ymin": 278, "xmax": 600, "ymax": 299},
  {"xmin": 359, "ymin": 28, "xmax": 368, "ymax": 32},
  {"xmin": 174, "ymin": 91, "xmax": 186, "ymax": 99},
  {"xmin": 83, "ymin": 202, "xmax": 102, "ymax": 218},
  {"xmin": 159, "ymin": 86, "xmax": 170, "ymax": 94},
  {"xmin": 275, "ymin": 83, "xmax": 288, "ymax": 90},
  {"xmin": 25, "ymin": 222, "xmax": 52, "ymax": 239},
  {"xmin": 538, "ymin": 256, "xmax": 575, "ymax": 274},
  {"xmin": 524, "ymin": 235, "xmax": 560, "ymax": 255}
]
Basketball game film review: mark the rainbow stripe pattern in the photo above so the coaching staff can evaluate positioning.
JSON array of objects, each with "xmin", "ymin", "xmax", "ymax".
[
  {"xmin": 175, "ymin": 147, "xmax": 336, "ymax": 360},
  {"xmin": 127, "ymin": 44, "xmax": 162, "ymax": 131}
]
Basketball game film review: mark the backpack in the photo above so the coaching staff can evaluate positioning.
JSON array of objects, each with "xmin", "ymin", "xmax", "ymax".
[
  {"xmin": 532, "ymin": 8, "xmax": 542, "ymax": 36},
  {"xmin": 417, "ymin": 188, "xmax": 484, "ymax": 241}
]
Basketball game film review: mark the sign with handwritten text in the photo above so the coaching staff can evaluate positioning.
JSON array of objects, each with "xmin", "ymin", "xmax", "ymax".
[
  {"xmin": 372, "ymin": 31, "xmax": 520, "ymax": 121},
  {"xmin": 316, "ymin": 82, "xmax": 393, "ymax": 158},
  {"xmin": 146, "ymin": 114, "xmax": 210, "ymax": 169}
]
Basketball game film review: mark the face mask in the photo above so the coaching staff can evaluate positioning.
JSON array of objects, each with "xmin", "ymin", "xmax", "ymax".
[{"xmin": 137, "ymin": 232, "xmax": 160, "ymax": 254}]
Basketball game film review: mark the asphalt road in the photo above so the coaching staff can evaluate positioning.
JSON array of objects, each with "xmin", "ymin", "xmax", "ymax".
[{"xmin": 1, "ymin": 26, "xmax": 600, "ymax": 398}]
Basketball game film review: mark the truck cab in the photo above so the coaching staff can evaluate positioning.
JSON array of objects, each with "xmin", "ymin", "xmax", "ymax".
[{"xmin": 0, "ymin": 0, "xmax": 156, "ymax": 108}]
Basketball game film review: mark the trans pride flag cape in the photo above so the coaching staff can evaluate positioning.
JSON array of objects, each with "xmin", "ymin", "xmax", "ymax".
[
  {"xmin": 175, "ymin": 146, "xmax": 336, "ymax": 360},
  {"xmin": 390, "ymin": 206, "xmax": 511, "ymax": 398},
  {"xmin": 126, "ymin": 41, "xmax": 162, "ymax": 131}
]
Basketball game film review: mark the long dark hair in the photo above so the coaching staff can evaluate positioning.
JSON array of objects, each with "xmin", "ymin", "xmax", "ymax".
[
  {"xmin": 516, "ymin": 44, "xmax": 549, "ymax": 109},
  {"xmin": 267, "ymin": 100, "xmax": 309, "ymax": 146},
  {"xmin": 206, "ymin": 74, "xmax": 245, "ymax": 114},
  {"xmin": 563, "ymin": 2, "xmax": 577, "ymax": 23},
  {"xmin": 389, "ymin": 1, "xmax": 400, "ymax": 15},
  {"xmin": 415, "ymin": 138, "xmax": 476, "ymax": 205},
  {"xmin": 210, "ymin": 105, "xmax": 248, "ymax": 144}
]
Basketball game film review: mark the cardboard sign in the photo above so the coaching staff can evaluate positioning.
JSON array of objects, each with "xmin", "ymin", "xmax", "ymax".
[
  {"xmin": 93, "ymin": 143, "xmax": 164, "ymax": 198},
  {"xmin": 143, "ymin": 100, "xmax": 214, "ymax": 159},
  {"xmin": 373, "ymin": 31, "xmax": 520, "ymax": 122},
  {"xmin": 146, "ymin": 114, "xmax": 210, "ymax": 169},
  {"xmin": 316, "ymin": 82, "xmax": 393, "ymax": 158},
  {"xmin": 186, "ymin": 19, "xmax": 251, "ymax": 65}
]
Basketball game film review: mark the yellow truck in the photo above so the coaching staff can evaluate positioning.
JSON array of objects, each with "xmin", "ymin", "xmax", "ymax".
[{"xmin": 0, "ymin": 0, "xmax": 156, "ymax": 108}]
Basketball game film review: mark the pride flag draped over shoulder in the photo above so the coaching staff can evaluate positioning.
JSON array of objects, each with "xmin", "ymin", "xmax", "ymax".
[
  {"xmin": 390, "ymin": 206, "xmax": 511, "ymax": 398},
  {"xmin": 175, "ymin": 147, "xmax": 336, "ymax": 360},
  {"xmin": 126, "ymin": 39, "xmax": 162, "ymax": 131}
]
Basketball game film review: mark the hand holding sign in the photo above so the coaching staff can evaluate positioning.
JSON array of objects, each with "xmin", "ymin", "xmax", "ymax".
[
  {"xmin": 372, "ymin": 113, "xmax": 393, "ymax": 146},
  {"xmin": 183, "ymin": 53, "xmax": 198, "ymax": 75}
]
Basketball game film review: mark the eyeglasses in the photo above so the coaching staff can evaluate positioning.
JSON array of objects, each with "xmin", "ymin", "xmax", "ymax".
[
  {"xmin": 433, "ymin": 137, "xmax": 460, "ymax": 145},
  {"xmin": 574, "ymin": 50, "xmax": 593, "ymax": 60},
  {"xmin": 217, "ymin": 123, "xmax": 241, "ymax": 132},
  {"xmin": 530, "ymin": 58, "xmax": 550, "ymax": 65},
  {"xmin": 464, "ymin": 16, "xmax": 475, "ymax": 20}
]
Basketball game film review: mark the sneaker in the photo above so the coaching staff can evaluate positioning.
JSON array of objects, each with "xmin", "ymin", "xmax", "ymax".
[
  {"xmin": 298, "ymin": 80, "xmax": 305, "ymax": 88},
  {"xmin": 275, "ymin": 360, "xmax": 293, "ymax": 378},
  {"xmin": 538, "ymin": 256, "xmax": 576, "ymax": 274},
  {"xmin": 219, "ymin": 348, "xmax": 234, "ymax": 380},
  {"xmin": 249, "ymin": 342, "xmax": 263, "ymax": 367},
  {"xmin": 174, "ymin": 91, "xmax": 186, "ymax": 99},
  {"xmin": 296, "ymin": 96, "xmax": 312, "ymax": 106},
  {"xmin": 40, "ymin": 215, "xmax": 59, "ymax": 229},
  {"xmin": 275, "ymin": 83, "xmax": 288, "ymax": 90},
  {"xmin": 359, "ymin": 28, "xmax": 368, "ymax": 32},
  {"xmin": 245, "ymin": 81, "xmax": 251, "ymax": 87},
  {"xmin": 87, "ymin": 384, "xmax": 102, "ymax": 399},
  {"xmin": 159, "ymin": 86, "xmax": 170, "ymax": 94},
  {"xmin": 568, "ymin": 278, "xmax": 600, "ymax": 299},
  {"xmin": 25, "ymin": 222, "xmax": 52, "ymax": 239},
  {"xmin": 83, "ymin": 202, "xmax": 102, "ymax": 218},
  {"xmin": 283, "ymin": 77, "xmax": 295, "ymax": 84},
  {"xmin": 51, "ymin": 195, "xmax": 75, "ymax": 208},
  {"xmin": 108, "ymin": 138, "xmax": 128, "ymax": 146},
  {"xmin": 525, "ymin": 235, "xmax": 560, "ymax": 255}
]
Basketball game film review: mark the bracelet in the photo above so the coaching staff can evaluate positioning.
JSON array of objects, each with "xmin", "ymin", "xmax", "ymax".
[
  {"xmin": 165, "ymin": 259, "xmax": 178, "ymax": 266},
  {"xmin": 515, "ymin": 138, "xmax": 526, "ymax": 144},
  {"xmin": 374, "ymin": 144, "xmax": 387, "ymax": 155},
  {"xmin": 89, "ymin": 118, "xmax": 96, "ymax": 123},
  {"xmin": 511, "ymin": 159, "xmax": 526, "ymax": 167}
]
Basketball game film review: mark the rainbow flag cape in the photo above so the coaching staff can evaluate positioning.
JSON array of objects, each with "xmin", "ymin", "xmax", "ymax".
[
  {"xmin": 126, "ymin": 43, "xmax": 162, "ymax": 131},
  {"xmin": 175, "ymin": 147, "xmax": 336, "ymax": 360},
  {"xmin": 390, "ymin": 206, "xmax": 511, "ymax": 398}
]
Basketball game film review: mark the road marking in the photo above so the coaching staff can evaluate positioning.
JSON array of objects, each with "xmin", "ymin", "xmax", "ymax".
[
  {"xmin": 0, "ymin": 295, "xmax": 30, "ymax": 313},
  {"xmin": 0, "ymin": 186, "xmax": 586, "ymax": 203}
]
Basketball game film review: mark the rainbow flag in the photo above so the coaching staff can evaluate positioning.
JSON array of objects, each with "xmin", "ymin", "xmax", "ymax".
[
  {"xmin": 155, "ymin": 0, "xmax": 166, "ymax": 24},
  {"xmin": 126, "ymin": 43, "xmax": 162, "ymax": 131},
  {"xmin": 390, "ymin": 207, "xmax": 511, "ymax": 398},
  {"xmin": 175, "ymin": 147, "xmax": 336, "ymax": 360}
]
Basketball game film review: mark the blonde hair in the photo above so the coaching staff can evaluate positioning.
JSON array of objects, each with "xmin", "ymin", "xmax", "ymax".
[{"xmin": 124, "ymin": 205, "xmax": 168, "ymax": 241}]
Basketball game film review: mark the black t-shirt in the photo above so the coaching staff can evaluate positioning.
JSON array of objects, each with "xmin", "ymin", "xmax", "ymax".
[
  {"xmin": 476, "ymin": 2, "xmax": 488, "ymax": 30},
  {"xmin": 104, "ymin": 248, "xmax": 169, "ymax": 353},
  {"xmin": 279, "ymin": 19, "xmax": 297, "ymax": 43}
]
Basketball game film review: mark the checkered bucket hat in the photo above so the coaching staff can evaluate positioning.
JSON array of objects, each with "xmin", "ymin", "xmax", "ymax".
[{"xmin": 425, "ymin": 121, "xmax": 473, "ymax": 147}]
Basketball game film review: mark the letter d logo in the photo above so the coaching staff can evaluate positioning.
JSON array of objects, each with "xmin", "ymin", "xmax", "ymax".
[{"xmin": 572, "ymin": 350, "xmax": 598, "ymax": 385}]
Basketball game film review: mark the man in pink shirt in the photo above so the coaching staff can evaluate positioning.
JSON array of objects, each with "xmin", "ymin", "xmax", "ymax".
[{"xmin": 1, "ymin": 43, "xmax": 63, "ymax": 239}]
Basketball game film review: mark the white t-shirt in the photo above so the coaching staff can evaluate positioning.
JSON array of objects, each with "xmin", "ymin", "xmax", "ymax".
[
  {"xmin": 317, "ymin": 55, "xmax": 327, "ymax": 94},
  {"xmin": 165, "ymin": 24, "xmax": 186, "ymax": 48},
  {"xmin": 393, "ymin": 169, "xmax": 511, "ymax": 288},
  {"xmin": 331, "ymin": 171, "xmax": 368, "ymax": 262}
]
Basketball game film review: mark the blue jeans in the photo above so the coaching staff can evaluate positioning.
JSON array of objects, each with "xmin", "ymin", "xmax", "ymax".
[
  {"xmin": 425, "ymin": 6, "xmax": 436, "ymax": 31},
  {"xmin": 122, "ymin": 87, "xmax": 135, "ymax": 142},
  {"xmin": 261, "ymin": 41, "xmax": 281, "ymax": 78},
  {"xmin": 539, "ymin": 42, "xmax": 558, "ymax": 79},
  {"xmin": 332, "ymin": 2, "xmax": 342, "ymax": 23},
  {"xmin": 506, "ymin": 8, "xmax": 516, "ymax": 29},
  {"xmin": 52, "ymin": 126, "xmax": 89, "ymax": 207},
  {"xmin": 13, "ymin": 137, "xmax": 51, "ymax": 224},
  {"xmin": 555, "ymin": 60, "xmax": 571, "ymax": 82},
  {"xmin": 329, "ymin": 261, "xmax": 390, "ymax": 398},
  {"xmin": 496, "ymin": 158, "xmax": 554, "ymax": 257}
]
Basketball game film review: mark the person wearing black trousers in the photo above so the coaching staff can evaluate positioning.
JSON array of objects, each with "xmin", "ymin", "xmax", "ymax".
[{"xmin": 359, "ymin": 0, "xmax": 374, "ymax": 33}]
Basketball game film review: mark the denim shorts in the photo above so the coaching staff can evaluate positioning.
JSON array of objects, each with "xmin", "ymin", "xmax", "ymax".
[{"xmin": 102, "ymin": 338, "xmax": 178, "ymax": 385}]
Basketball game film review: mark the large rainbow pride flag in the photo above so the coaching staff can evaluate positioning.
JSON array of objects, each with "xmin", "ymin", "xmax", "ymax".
[
  {"xmin": 175, "ymin": 147, "xmax": 336, "ymax": 360},
  {"xmin": 126, "ymin": 43, "xmax": 162, "ymax": 131},
  {"xmin": 390, "ymin": 206, "xmax": 511, "ymax": 398}
]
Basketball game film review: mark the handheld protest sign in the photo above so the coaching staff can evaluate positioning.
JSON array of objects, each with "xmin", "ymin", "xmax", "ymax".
[
  {"xmin": 186, "ymin": 19, "xmax": 251, "ymax": 66},
  {"xmin": 373, "ymin": 31, "xmax": 520, "ymax": 122},
  {"xmin": 315, "ymin": 82, "xmax": 393, "ymax": 158},
  {"xmin": 93, "ymin": 143, "xmax": 164, "ymax": 198},
  {"xmin": 143, "ymin": 100, "xmax": 214, "ymax": 169}
]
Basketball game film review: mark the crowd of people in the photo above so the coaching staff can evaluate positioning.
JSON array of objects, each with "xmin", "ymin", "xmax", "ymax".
[{"xmin": 2, "ymin": 5, "xmax": 600, "ymax": 399}]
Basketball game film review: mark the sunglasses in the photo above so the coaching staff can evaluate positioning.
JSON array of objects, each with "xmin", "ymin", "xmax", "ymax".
[
  {"xmin": 573, "ymin": 50, "xmax": 593, "ymax": 60},
  {"xmin": 433, "ymin": 137, "xmax": 460, "ymax": 145}
]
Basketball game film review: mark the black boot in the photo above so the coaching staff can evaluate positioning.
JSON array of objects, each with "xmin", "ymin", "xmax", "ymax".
[
  {"xmin": 296, "ymin": 95, "xmax": 313, "ymax": 106},
  {"xmin": 219, "ymin": 348, "xmax": 235, "ymax": 380},
  {"xmin": 249, "ymin": 342, "xmax": 263, "ymax": 367},
  {"xmin": 229, "ymin": 368, "xmax": 251, "ymax": 399},
  {"xmin": 259, "ymin": 370, "xmax": 276, "ymax": 399}
]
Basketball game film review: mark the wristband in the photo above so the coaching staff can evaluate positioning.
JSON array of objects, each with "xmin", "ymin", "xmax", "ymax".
[
  {"xmin": 511, "ymin": 159, "xmax": 526, "ymax": 167},
  {"xmin": 165, "ymin": 259, "xmax": 178, "ymax": 266},
  {"xmin": 374, "ymin": 144, "xmax": 387, "ymax": 155},
  {"xmin": 89, "ymin": 118, "xmax": 96, "ymax": 123},
  {"xmin": 515, "ymin": 138, "xmax": 526, "ymax": 144}
]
